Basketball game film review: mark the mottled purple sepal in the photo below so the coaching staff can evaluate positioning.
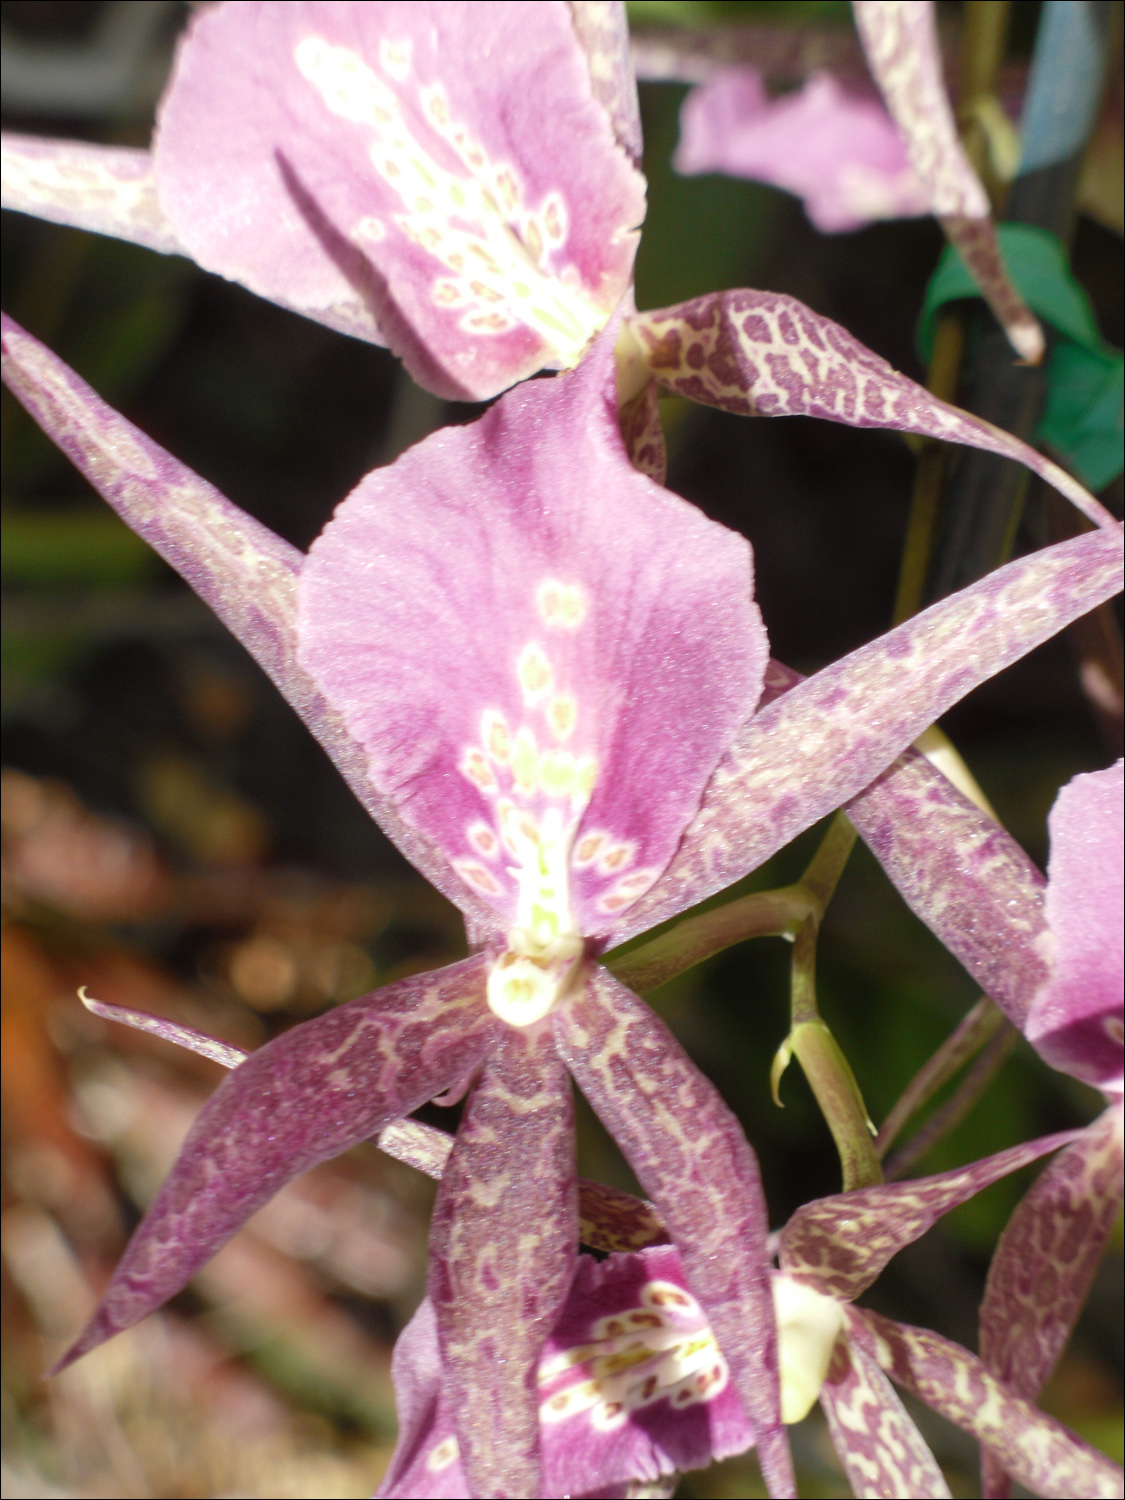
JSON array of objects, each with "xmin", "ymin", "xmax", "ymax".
[
  {"xmin": 428, "ymin": 1027, "xmax": 577, "ymax": 1499},
  {"xmin": 1, "ymin": 134, "xmax": 183, "ymax": 255},
  {"xmin": 852, "ymin": 1, "xmax": 1044, "ymax": 362},
  {"xmin": 1027, "ymin": 762, "xmax": 1124, "ymax": 1092},
  {"xmin": 553, "ymin": 970, "xmax": 795, "ymax": 1498},
  {"xmin": 79, "ymin": 989, "xmax": 249, "ymax": 1071},
  {"xmin": 55, "ymin": 957, "xmax": 497, "ymax": 1371},
  {"xmin": 622, "ymin": 526, "xmax": 1123, "ymax": 942},
  {"xmin": 819, "ymin": 1338, "xmax": 951, "ymax": 1499},
  {"xmin": 0, "ymin": 314, "xmax": 498, "ymax": 930},
  {"xmin": 676, "ymin": 67, "xmax": 929, "ymax": 232},
  {"xmin": 628, "ymin": 290, "xmax": 1108, "ymax": 527},
  {"xmin": 297, "ymin": 328, "xmax": 767, "ymax": 936},
  {"xmin": 848, "ymin": 1307, "xmax": 1125, "ymax": 1500},
  {"xmin": 570, "ymin": 1, "xmax": 643, "ymax": 167},
  {"xmin": 154, "ymin": 1, "xmax": 645, "ymax": 397},
  {"xmin": 980, "ymin": 1105, "xmax": 1124, "ymax": 1497},
  {"xmin": 780, "ymin": 1131, "xmax": 1080, "ymax": 1303}
]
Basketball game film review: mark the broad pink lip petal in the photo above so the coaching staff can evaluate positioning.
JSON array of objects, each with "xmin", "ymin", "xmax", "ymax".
[
  {"xmin": 296, "ymin": 327, "xmax": 767, "ymax": 936},
  {"xmin": 620, "ymin": 526, "xmax": 1123, "ymax": 944},
  {"xmin": 0, "ymin": 313, "xmax": 501, "ymax": 936},
  {"xmin": 1, "ymin": 135, "xmax": 184, "ymax": 255},
  {"xmin": 154, "ymin": 1, "xmax": 645, "ymax": 399},
  {"xmin": 675, "ymin": 66, "xmax": 930, "ymax": 232},
  {"xmin": 979, "ymin": 1105, "xmax": 1124, "ymax": 1499},
  {"xmin": 1026, "ymin": 761, "xmax": 1125, "ymax": 1093},
  {"xmin": 852, "ymin": 1, "xmax": 1044, "ymax": 362},
  {"xmin": 53, "ymin": 957, "xmax": 497, "ymax": 1372},
  {"xmin": 819, "ymin": 1340, "xmax": 951, "ymax": 1500},
  {"xmin": 427, "ymin": 1028, "xmax": 576, "ymax": 1499}
]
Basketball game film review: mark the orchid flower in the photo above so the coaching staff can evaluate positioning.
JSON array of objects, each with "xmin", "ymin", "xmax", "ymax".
[
  {"xmin": 6, "ymin": 0, "xmax": 1118, "ymax": 533},
  {"xmin": 844, "ymin": 748, "xmax": 1124, "ymax": 1499},
  {"xmin": 2, "ymin": 289, "xmax": 1121, "ymax": 1499}
]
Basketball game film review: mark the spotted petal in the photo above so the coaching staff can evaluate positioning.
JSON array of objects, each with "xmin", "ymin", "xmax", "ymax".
[
  {"xmin": 980, "ymin": 1105, "xmax": 1125, "ymax": 1499},
  {"xmin": 153, "ymin": 1, "xmax": 645, "ymax": 398},
  {"xmin": 554, "ymin": 969, "xmax": 795, "ymax": 1499},
  {"xmin": 1026, "ymin": 762, "xmax": 1125, "ymax": 1092},
  {"xmin": 297, "ymin": 327, "xmax": 767, "ymax": 938},
  {"xmin": 848, "ymin": 1307, "xmax": 1125, "ymax": 1500},
  {"xmin": 620, "ymin": 525, "xmax": 1123, "ymax": 943},
  {"xmin": 779, "ymin": 1131, "xmax": 1080, "ymax": 1303},
  {"xmin": 55, "ymin": 957, "xmax": 498, "ymax": 1370},
  {"xmin": 570, "ymin": 1, "xmax": 643, "ymax": 168},
  {"xmin": 852, "ymin": 0, "xmax": 1044, "ymax": 362},
  {"xmin": 628, "ymin": 291, "xmax": 1111, "ymax": 530},
  {"xmin": 818, "ymin": 1338, "xmax": 951, "ymax": 1500},
  {"xmin": 427, "ymin": 1027, "xmax": 577, "ymax": 1498}
]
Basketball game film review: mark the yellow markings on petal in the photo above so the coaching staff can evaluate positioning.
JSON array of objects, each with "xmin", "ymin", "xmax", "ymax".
[
  {"xmin": 517, "ymin": 643, "xmax": 554, "ymax": 705},
  {"xmin": 597, "ymin": 841, "xmax": 635, "ymax": 876},
  {"xmin": 575, "ymin": 757, "xmax": 598, "ymax": 802},
  {"xmin": 599, "ymin": 868, "xmax": 659, "ymax": 915},
  {"xmin": 546, "ymin": 692, "xmax": 577, "ymax": 742},
  {"xmin": 426, "ymin": 1435, "xmax": 459, "ymax": 1473},
  {"xmin": 481, "ymin": 709, "xmax": 512, "ymax": 765},
  {"xmin": 536, "ymin": 578, "xmax": 588, "ymax": 631},
  {"xmin": 511, "ymin": 726, "xmax": 539, "ymax": 796},
  {"xmin": 378, "ymin": 37, "xmax": 412, "ymax": 83},
  {"xmin": 452, "ymin": 858, "xmax": 503, "ymax": 898},
  {"xmin": 459, "ymin": 746, "xmax": 497, "ymax": 795},
  {"xmin": 572, "ymin": 830, "xmax": 607, "ymax": 868},
  {"xmin": 538, "ymin": 750, "xmax": 577, "ymax": 800},
  {"xmin": 467, "ymin": 821, "xmax": 500, "ymax": 860}
]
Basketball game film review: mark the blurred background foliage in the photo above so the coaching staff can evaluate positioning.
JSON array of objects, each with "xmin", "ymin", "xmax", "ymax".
[{"xmin": 1, "ymin": 1, "xmax": 1122, "ymax": 1496}]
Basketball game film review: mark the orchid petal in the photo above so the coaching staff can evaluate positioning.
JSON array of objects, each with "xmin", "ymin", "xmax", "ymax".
[
  {"xmin": 618, "ymin": 375, "xmax": 668, "ymax": 484},
  {"xmin": 297, "ymin": 328, "xmax": 767, "ymax": 937},
  {"xmin": 980, "ymin": 1105, "xmax": 1125, "ymax": 1499},
  {"xmin": 1026, "ymin": 762, "xmax": 1125, "ymax": 1092},
  {"xmin": 377, "ymin": 1297, "xmax": 464, "ymax": 1499},
  {"xmin": 428, "ymin": 1027, "xmax": 577, "ymax": 1499},
  {"xmin": 779, "ymin": 1131, "xmax": 1080, "ymax": 1303},
  {"xmin": 154, "ymin": 1, "xmax": 645, "ymax": 399},
  {"xmin": 79, "ymin": 988, "xmax": 249, "ymax": 1071},
  {"xmin": 619, "ymin": 526, "xmax": 1123, "ymax": 942},
  {"xmin": 0, "ymin": 313, "xmax": 500, "ymax": 931},
  {"xmin": 628, "ymin": 291, "xmax": 1110, "ymax": 529},
  {"xmin": 846, "ymin": 747, "xmax": 1048, "ymax": 1029},
  {"xmin": 848, "ymin": 1307, "xmax": 1125, "ymax": 1499},
  {"xmin": 675, "ymin": 67, "xmax": 930, "ymax": 233},
  {"xmin": 818, "ymin": 1338, "xmax": 951, "ymax": 1499},
  {"xmin": 852, "ymin": 1, "xmax": 1044, "ymax": 362},
  {"xmin": 554, "ymin": 969, "xmax": 795, "ymax": 1498},
  {"xmin": 55, "ymin": 956, "xmax": 498, "ymax": 1370},
  {"xmin": 0, "ymin": 134, "xmax": 183, "ymax": 256},
  {"xmin": 570, "ymin": 1, "xmax": 643, "ymax": 168}
]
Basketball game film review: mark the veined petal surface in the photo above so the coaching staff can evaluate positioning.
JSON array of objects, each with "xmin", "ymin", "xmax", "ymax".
[
  {"xmin": 154, "ymin": 1, "xmax": 645, "ymax": 399},
  {"xmin": 1026, "ymin": 761, "xmax": 1124, "ymax": 1091},
  {"xmin": 56, "ymin": 957, "xmax": 497, "ymax": 1370},
  {"xmin": 554, "ymin": 970, "xmax": 795, "ymax": 1498},
  {"xmin": 428, "ymin": 1028, "xmax": 576, "ymax": 1498},
  {"xmin": 1, "ymin": 135, "xmax": 183, "ymax": 255},
  {"xmin": 621, "ymin": 526, "xmax": 1123, "ymax": 942},
  {"xmin": 297, "ymin": 333, "xmax": 767, "ymax": 938}
]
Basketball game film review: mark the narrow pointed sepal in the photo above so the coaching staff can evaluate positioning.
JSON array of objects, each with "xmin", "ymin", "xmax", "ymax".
[
  {"xmin": 847, "ymin": 1307, "xmax": 1125, "ymax": 1500},
  {"xmin": 780, "ymin": 1131, "xmax": 1080, "ymax": 1303},
  {"xmin": 554, "ymin": 969, "xmax": 796, "ymax": 1499},
  {"xmin": 569, "ymin": 1, "xmax": 644, "ymax": 167},
  {"xmin": 54, "ymin": 957, "xmax": 497, "ymax": 1372},
  {"xmin": 627, "ymin": 291, "xmax": 1104, "ymax": 524},
  {"xmin": 623, "ymin": 526, "xmax": 1123, "ymax": 942},
  {"xmin": 819, "ymin": 1338, "xmax": 951, "ymax": 1499},
  {"xmin": 1, "ymin": 134, "xmax": 183, "ymax": 255},
  {"xmin": 979, "ymin": 1104, "xmax": 1125, "ymax": 1498},
  {"xmin": 428, "ymin": 1026, "xmax": 577, "ymax": 1499}
]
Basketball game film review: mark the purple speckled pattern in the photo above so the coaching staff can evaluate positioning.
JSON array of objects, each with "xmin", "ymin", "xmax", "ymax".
[
  {"xmin": 620, "ymin": 526, "xmax": 1123, "ymax": 943},
  {"xmin": 297, "ymin": 326, "xmax": 766, "ymax": 938},
  {"xmin": 427, "ymin": 1027, "xmax": 577, "ymax": 1498},
  {"xmin": 779, "ymin": 1131, "xmax": 1080, "ymax": 1303},
  {"xmin": 553, "ymin": 969, "xmax": 794, "ymax": 1499},
  {"xmin": 852, "ymin": 1, "xmax": 1043, "ymax": 362},
  {"xmin": 0, "ymin": 135, "xmax": 183, "ymax": 254},
  {"xmin": 979, "ymin": 1104, "xmax": 1125, "ymax": 1500},
  {"xmin": 675, "ymin": 66, "xmax": 929, "ymax": 232},
  {"xmin": 628, "ymin": 290, "xmax": 1107, "ymax": 526},
  {"xmin": 154, "ymin": 1, "xmax": 644, "ymax": 398},
  {"xmin": 819, "ymin": 1339, "xmax": 952, "ymax": 1499},
  {"xmin": 846, "ymin": 747, "xmax": 1049, "ymax": 1029},
  {"xmin": 847, "ymin": 1306, "xmax": 1125, "ymax": 1499},
  {"xmin": 569, "ymin": 1, "xmax": 643, "ymax": 168},
  {"xmin": 54, "ymin": 957, "xmax": 499, "ymax": 1371},
  {"xmin": 1026, "ymin": 761, "xmax": 1124, "ymax": 1092}
]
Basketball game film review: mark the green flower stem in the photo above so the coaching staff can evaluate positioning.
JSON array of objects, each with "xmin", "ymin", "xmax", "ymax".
[{"xmin": 875, "ymin": 996, "xmax": 1009, "ymax": 1158}]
